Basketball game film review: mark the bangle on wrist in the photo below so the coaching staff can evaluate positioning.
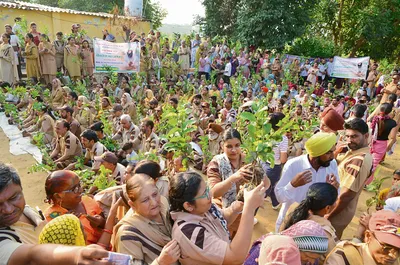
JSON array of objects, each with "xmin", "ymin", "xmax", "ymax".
[
  {"xmin": 103, "ymin": 229, "xmax": 113, "ymax": 235},
  {"xmin": 97, "ymin": 242, "xmax": 111, "ymax": 250}
]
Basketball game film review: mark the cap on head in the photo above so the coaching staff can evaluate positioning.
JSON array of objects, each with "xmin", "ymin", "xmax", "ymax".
[
  {"xmin": 94, "ymin": 152, "xmax": 118, "ymax": 165},
  {"xmin": 369, "ymin": 210, "xmax": 400, "ymax": 248}
]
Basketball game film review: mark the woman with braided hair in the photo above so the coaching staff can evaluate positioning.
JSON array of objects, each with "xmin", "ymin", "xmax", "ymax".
[{"xmin": 282, "ymin": 182, "xmax": 338, "ymax": 256}]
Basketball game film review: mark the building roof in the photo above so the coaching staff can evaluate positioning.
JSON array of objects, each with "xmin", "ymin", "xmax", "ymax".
[{"xmin": 0, "ymin": 0, "xmax": 143, "ymax": 20}]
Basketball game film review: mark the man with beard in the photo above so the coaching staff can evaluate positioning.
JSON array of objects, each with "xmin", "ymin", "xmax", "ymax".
[
  {"xmin": 190, "ymin": 94, "xmax": 202, "ymax": 120},
  {"xmin": 132, "ymin": 118, "xmax": 159, "ymax": 153},
  {"xmin": 327, "ymin": 118, "xmax": 372, "ymax": 238},
  {"xmin": 274, "ymin": 132, "xmax": 340, "ymax": 232},
  {"xmin": 0, "ymin": 163, "xmax": 112, "ymax": 265},
  {"xmin": 60, "ymin": 106, "xmax": 81, "ymax": 138}
]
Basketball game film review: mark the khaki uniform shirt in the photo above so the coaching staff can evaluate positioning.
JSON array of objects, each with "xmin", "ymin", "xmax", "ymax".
[
  {"xmin": 0, "ymin": 206, "xmax": 46, "ymax": 265},
  {"xmin": 111, "ymin": 163, "xmax": 126, "ymax": 185},
  {"xmin": 324, "ymin": 241, "xmax": 399, "ymax": 265},
  {"xmin": 330, "ymin": 146, "xmax": 372, "ymax": 237},
  {"xmin": 56, "ymin": 130, "xmax": 83, "ymax": 160},
  {"xmin": 171, "ymin": 204, "xmax": 230, "ymax": 265},
  {"xmin": 113, "ymin": 123, "xmax": 140, "ymax": 146},
  {"xmin": 133, "ymin": 132, "xmax": 160, "ymax": 153},
  {"xmin": 113, "ymin": 197, "xmax": 174, "ymax": 265},
  {"xmin": 85, "ymin": 141, "xmax": 107, "ymax": 169},
  {"xmin": 69, "ymin": 118, "xmax": 82, "ymax": 138}
]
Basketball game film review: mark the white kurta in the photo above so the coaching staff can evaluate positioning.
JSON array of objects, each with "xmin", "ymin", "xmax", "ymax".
[{"xmin": 274, "ymin": 154, "xmax": 339, "ymax": 232}]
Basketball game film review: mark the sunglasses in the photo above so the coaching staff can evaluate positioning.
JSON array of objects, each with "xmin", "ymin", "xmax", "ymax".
[
  {"xmin": 373, "ymin": 232, "xmax": 399, "ymax": 255},
  {"xmin": 193, "ymin": 186, "xmax": 210, "ymax": 200}
]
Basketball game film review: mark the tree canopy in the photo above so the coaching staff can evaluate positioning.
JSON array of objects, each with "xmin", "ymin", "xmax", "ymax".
[{"xmin": 195, "ymin": 0, "xmax": 400, "ymax": 61}]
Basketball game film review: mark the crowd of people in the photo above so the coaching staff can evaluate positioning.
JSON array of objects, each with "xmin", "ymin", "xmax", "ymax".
[{"xmin": 0, "ymin": 19, "xmax": 400, "ymax": 265}]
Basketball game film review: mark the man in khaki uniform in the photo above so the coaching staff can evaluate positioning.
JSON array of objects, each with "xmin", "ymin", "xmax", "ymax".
[
  {"xmin": 50, "ymin": 120, "xmax": 83, "ymax": 169},
  {"xmin": 94, "ymin": 152, "xmax": 126, "ymax": 185},
  {"xmin": 325, "ymin": 210, "xmax": 400, "ymax": 265},
  {"xmin": 132, "ymin": 119, "xmax": 159, "ymax": 153},
  {"xmin": 327, "ymin": 118, "xmax": 372, "ymax": 238},
  {"xmin": 60, "ymin": 106, "xmax": 82, "ymax": 138},
  {"xmin": 112, "ymin": 114, "xmax": 139, "ymax": 146},
  {"xmin": 366, "ymin": 63, "xmax": 378, "ymax": 97}
]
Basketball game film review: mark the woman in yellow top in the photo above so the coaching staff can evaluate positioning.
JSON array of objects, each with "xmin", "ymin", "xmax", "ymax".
[
  {"xmin": 96, "ymin": 97, "xmax": 112, "ymax": 120},
  {"xmin": 38, "ymin": 34, "xmax": 57, "ymax": 85},
  {"xmin": 64, "ymin": 37, "xmax": 81, "ymax": 81},
  {"xmin": 39, "ymin": 214, "xmax": 86, "ymax": 246},
  {"xmin": 0, "ymin": 33, "xmax": 17, "ymax": 85},
  {"xmin": 74, "ymin": 95, "xmax": 95, "ymax": 131},
  {"xmin": 23, "ymin": 33, "xmax": 41, "ymax": 81}
]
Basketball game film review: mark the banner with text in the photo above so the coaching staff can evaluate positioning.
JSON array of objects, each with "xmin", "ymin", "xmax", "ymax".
[
  {"xmin": 331, "ymin": 56, "xmax": 370, "ymax": 80},
  {"xmin": 94, "ymin": 39, "xmax": 140, "ymax": 73}
]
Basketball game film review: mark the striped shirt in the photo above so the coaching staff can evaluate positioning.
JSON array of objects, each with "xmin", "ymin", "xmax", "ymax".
[
  {"xmin": 171, "ymin": 204, "xmax": 230, "ymax": 265},
  {"xmin": 113, "ymin": 197, "xmax": 175, "ymax": 265}
]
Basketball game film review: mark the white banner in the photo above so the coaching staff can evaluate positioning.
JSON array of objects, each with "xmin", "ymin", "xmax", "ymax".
[
  {"xmin": 94, "ymin": 39, "xmax": 140, "ymax": 73},
  {"xmin": 331, "ymin": 56, "xmax": 370, "ymax": 80}
]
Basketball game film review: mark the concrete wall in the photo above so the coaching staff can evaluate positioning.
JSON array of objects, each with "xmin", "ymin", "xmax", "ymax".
[{"xmin": 0, "ymin": 7, "xmax": 151, "ymax": 41}]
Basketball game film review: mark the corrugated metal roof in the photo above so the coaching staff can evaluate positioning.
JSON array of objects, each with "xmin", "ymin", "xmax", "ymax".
[{"xmin": 0, "ymin": 0, "xmax": 143, "ymax": 20}]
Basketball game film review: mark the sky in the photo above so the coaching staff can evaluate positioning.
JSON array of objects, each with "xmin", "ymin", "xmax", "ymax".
[{"xmin": 158, "ymin": 0, "xmax": 205, "ymax": 25}]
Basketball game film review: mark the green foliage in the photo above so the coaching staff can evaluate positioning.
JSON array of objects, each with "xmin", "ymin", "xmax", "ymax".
[
  {"xmin": 235, "ymin": 0, "xmax": 318, "ymax": 49},
  {"xmin": 284, "ymin": 37, "xmax": 336, "ymax": 58},
  {"xmin": 365, "ymin": 167, "xmax": 389, "ymax": 212},
  {"xmin": 160, "ymin": 103, "xmax": 197, "ymax": 167},
  {"xmin": 310, "ymin": 0, "xmax": 400, "ymax": 60},
  {"xmin": 93, "ymin": 165, "xmax": 116, "ymax": 191},
  {"xmin": 195, "ymin": 0, "xmax": 241, "ymax": 38},
  {"xmin": 143, "ymin": 0, "xmax": 168, "ymax": 30}
]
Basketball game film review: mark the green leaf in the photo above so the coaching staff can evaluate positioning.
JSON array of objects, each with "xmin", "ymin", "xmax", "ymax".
[{"xmin": 240, "ymin": 112, "xmax": 256, "ymax": 122}]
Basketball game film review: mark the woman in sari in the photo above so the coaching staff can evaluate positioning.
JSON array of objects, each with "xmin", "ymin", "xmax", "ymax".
[
  {"xmin": 121, "ymin": 93, "xmax": 137, "ymax": 123},
  {"xmin": 96, "ymin": 97, "xmax": 112, "ymax": 120},
  {"xmin": 113, "ymin": 173, "xmax": 180, "ymax": 265},
  {"xmin": 64, "ymin": 37, "xmax": 81, "ymax": 81},
  {"xmin": 38, "ymin": 34, "xmax": 57, "ymax": 85},
  {"xmin": 207, "ymin": 128, "xmax": 270, "ymax": 236},
  {"xmin": 0, "ymin": 33, "xmax": 17, "ymax": 85},
  {"xmin": 81, "ymin": 40, "xmax": 94, "ymax": 78},
  {"xmin": 74, "ymin": 95, "xmax": 95, "ymax": 131},
  {"xmin": 239, "ymin": 53, "xmax": 251, "ymax": 78},
  {"xmin": 44, "ymin": 170, "xmax": 105, "ymax": 245},
  {"xmin": 178, "ymin": 40, "xmax": 190, "ymax": 74},
  {"xmin": 23, "ymin": 33, "xmax": 41, "ymax": 81},
  {"xmin": 368, "ymin": 103, "xmax": 398, "ymax": 184},
  {"xmin": 307, "ymin": 62, "xmax": 319, "ymax": 86}
]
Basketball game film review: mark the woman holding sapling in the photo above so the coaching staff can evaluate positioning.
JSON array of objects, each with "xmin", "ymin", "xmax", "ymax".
[{"xmin": 207, "ymin": 128, "xmax": 270, "ymax": 235}]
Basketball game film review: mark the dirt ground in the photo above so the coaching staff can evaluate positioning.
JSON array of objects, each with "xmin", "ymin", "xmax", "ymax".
[{"xmin": 1, "ymin": 128, "xmax": 398, "ymax": 241}]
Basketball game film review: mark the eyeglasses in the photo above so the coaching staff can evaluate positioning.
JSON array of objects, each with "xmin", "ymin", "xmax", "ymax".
[
  {"xmin": 193, "ymin": 186, "xmax": 210, "ymax": 200},
  {"xmin": 64, "ymin": 183, "xmax": 81, "ymax": 194},
  {"xmin": 373, "ymin": 232, "xmax": 399, "ymax": 255}
]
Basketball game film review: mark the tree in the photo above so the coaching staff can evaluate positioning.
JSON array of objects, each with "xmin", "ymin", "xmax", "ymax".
[
  {"xmin": 196, "ymin": 0, "xmax": 241, "ymax": 38},
  {"xmin": 143, "ymin": 0, "xmax": 167, "ymax": 30},
  {"xmin": 234, "ymin": 0, "xmax": 318, "ymax": 49},
  {"xmin": 310, "ymin": 0, "xmax": 400, "ymax": 60}
]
